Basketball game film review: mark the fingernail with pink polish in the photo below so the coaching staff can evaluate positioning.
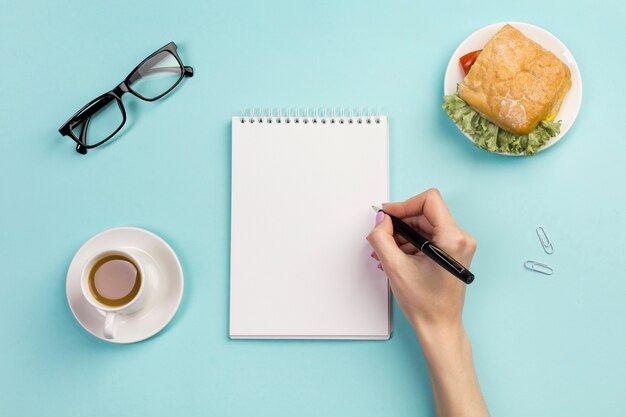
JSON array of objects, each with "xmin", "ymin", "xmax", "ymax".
[
  {"xmin": 370, "ymin": 251, "xmax": 376, "ymax": 258},
  {"xmin": 377, "ymin": 263, "xmax": 383, "ymax": 270},
  {"xmin": 375, "ymin": 211, "xmax": 385, "ymax": 224}
]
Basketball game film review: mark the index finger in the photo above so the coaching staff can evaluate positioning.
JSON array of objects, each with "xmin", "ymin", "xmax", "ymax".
[{"xmin": 383, "ymin": 188, "xmax": 456, "ymax": 229}]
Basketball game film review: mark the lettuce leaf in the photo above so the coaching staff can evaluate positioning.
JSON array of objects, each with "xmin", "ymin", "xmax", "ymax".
[{"xmin": 442, "ymin": 94, "xmax": 561, "ymax": 156}]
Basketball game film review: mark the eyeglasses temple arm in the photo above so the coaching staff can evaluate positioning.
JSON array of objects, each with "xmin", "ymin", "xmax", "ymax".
[
  {"xmin": 127, "ymin": 66, "xmax": 194, "ymax": 83},
  {"xmin": 75, "ymin": 116, "xmax": 90, "ymax": 154}
]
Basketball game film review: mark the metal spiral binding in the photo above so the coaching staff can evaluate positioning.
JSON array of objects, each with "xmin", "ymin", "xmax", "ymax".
[{"xmin": 239, "ymin": 108, "xmax": 382, "ymax": 125}]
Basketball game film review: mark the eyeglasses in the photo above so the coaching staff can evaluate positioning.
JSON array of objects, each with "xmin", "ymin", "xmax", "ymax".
[{"xmin": 59, "ymin": 42, "xmax": 193, "ymax": 154}]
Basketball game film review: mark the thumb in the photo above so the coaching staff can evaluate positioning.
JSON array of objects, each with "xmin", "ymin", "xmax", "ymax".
[{"xmin": 367, "ymin": 211, "xmax": 404, "ymax": 267}]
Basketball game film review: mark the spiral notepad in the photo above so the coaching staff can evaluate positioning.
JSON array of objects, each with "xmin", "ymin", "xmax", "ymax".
[{"xmin": 230, "ymin": 109, "xmax": 390, "ymax": 339}]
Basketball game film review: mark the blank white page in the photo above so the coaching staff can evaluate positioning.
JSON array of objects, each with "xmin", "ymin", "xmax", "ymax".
[{"xmin": 230, "ymin": 116, "xmax": 390, "ymax": 339}]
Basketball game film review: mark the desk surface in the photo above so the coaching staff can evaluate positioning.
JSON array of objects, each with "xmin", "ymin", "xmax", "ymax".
[{"xmin": 1, "ymin": 1, "xmax": 625, "ymax": 416}]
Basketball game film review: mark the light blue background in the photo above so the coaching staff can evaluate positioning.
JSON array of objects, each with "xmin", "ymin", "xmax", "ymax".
[{"xmin": 1, "ymin": 1, "xmax": 625, "ymax": 416}]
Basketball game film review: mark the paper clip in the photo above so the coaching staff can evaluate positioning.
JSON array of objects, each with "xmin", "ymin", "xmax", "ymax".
[
  {"xmin": 536, "ymin": 227, "xmax": 554, "ymax": 254},
  {"xmin": 524, "ymin": 260, "xmax": 553, "ymax": 275}
]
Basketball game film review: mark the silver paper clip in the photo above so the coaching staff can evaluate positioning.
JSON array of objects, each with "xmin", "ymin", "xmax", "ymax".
[
  {"xmin": 536, "ymin": 227, "xmax": 554, "ymax": 254},
  {"xmin": 524, "ymin": 260, "xmax": 553, "ymax": 275}
]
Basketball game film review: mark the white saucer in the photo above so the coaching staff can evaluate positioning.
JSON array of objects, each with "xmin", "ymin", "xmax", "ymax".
[
  {"xmin": 444, "ymin": 22, "xmax": 583, "ymax": 155},
  {"xmin": 66, "ymin": 227, "xmax": 184, "ymax": 344}
]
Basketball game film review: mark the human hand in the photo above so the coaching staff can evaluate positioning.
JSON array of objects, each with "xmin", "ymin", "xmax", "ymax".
[
  {"xmin": 368, "ymin": 190, "xmax": 488, "ymax": 416},
  {"xmin": 366, "ymin": 188, "xmax": 477, "ymax": 336}
]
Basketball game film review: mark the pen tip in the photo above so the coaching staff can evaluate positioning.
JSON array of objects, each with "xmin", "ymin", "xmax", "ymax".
[{"xmin": 371, "ymin": 205, "xmax": 382, "ymax": 212}]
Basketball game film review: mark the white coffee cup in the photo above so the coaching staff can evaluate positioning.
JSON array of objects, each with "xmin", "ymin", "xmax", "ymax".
[{"xmin": 80, "ymin": 249, "xmax": 151, "ymax": 340}]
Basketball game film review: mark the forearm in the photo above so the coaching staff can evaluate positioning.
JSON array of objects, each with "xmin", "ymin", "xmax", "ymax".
[{"xmin": 415, "ymin": 323, "xmax": 489, "ymax": 417}]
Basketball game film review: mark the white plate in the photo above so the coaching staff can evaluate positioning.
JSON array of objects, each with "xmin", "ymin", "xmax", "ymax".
[
  {"xmin": 443, "ymin": 22, "xmax": 583, "ymax": 155},
  {"xmin": 66, "ymin": 227, "xmax": 184, "ymax": 344}
]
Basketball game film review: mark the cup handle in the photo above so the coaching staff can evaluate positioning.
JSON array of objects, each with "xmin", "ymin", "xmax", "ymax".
[{"xmin": 104, "ymin": 312, "xmax": 117, "ymax": 340}]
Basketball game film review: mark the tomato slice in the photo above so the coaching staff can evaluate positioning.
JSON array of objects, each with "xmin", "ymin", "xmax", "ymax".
[{"xmin": 459, "ymin": 50, "xmax": 482, "ymax": 75}]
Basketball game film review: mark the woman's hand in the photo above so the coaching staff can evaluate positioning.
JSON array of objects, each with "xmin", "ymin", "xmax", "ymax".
[
  {"xmin": 367, "ymin": 189, "xmax": 488, "ymax": 417},
  {"xmin": 367, "ymin": 188, "xmax": 476, "ymax": 335}
]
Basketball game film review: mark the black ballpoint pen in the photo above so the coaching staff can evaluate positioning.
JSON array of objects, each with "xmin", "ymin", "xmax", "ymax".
[{"xmin": 372, "ymin": 206, "xmax": 475, "ymax": 284}]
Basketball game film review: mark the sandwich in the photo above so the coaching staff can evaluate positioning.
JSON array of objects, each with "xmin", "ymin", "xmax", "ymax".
[{"xmin": 443, "ymin": 24, "xmax": 572, "ymax": 155}]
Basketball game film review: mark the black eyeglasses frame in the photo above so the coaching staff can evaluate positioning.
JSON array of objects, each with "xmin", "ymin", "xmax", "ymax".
[{"xmin": 58, "ymin": 41, "xmax": 193, "ymax": 154}]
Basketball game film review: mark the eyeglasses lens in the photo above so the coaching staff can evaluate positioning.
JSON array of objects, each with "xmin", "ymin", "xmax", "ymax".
[
  {"xmin": 70, "ymin": 95, "xmax": 124, "ymax": 146},
  {"xmin": 129, "ymin": 51, "xmax": 183, "ymax": 100}
]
